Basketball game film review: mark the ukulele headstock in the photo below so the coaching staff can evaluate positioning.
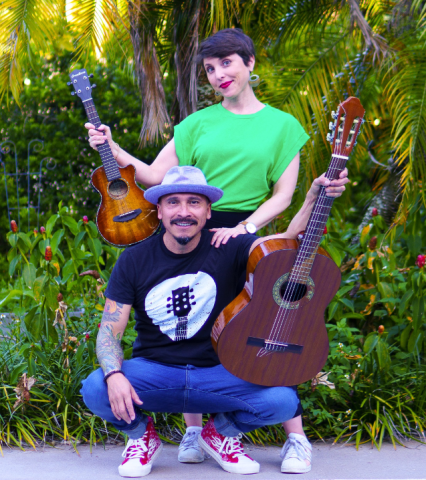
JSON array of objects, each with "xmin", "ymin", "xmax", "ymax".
[
  {"xmin": 326, "ymin": 97, "xmax": 365, "ymax": 157},
  {"xmin": 67, "ymin": 69, "xmax": 96, "ymax": 102}
]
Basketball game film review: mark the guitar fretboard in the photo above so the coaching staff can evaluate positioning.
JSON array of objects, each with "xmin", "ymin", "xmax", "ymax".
[
  {"xmin": 290, "ymin": 155, "xmax": 347, "ymax": 284},
  {"xmin": 83, "ymin": 99, "xmax": 121, "ymax": 182}
]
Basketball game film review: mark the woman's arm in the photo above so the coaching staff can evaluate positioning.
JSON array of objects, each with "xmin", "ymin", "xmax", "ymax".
[
  {"xmin": 85, "ymin": 123, "xmax": 179, "ymax": 187},
  {"xmin": 210, "ymin": 154, "xmax": 300, "ymax": 247}
]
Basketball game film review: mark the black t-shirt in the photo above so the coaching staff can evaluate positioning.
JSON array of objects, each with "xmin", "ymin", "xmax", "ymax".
[{"xmin": 105, "ymin": 230, "xmax": 257, "ymax": 367}]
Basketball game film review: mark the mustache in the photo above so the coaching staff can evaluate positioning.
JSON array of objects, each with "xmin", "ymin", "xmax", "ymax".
[{"xmin": 170, "ymin": 218, "xmax": 198, "ymax": 225}]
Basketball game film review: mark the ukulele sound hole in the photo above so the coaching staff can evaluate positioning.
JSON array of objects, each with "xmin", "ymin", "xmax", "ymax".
[
  {"xmin": 272, "ymin": 273, "xmax": 315, "ymax": 309},
  {"xmin": 108, "ymin": 179, "xmax": 129, "ymax": 200},
  {"xmin": 280, "ymin": 282, "xmax": 307, "ymax": 302}
]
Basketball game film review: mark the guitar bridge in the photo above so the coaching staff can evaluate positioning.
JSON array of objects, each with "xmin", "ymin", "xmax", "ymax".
[
  {"xmin": 113, "ymin": 209, "xmax": 142, "ymax": 223},
  {"xmin": 247, "ymin": 337, "xmax": 303, "ymax": 354}
]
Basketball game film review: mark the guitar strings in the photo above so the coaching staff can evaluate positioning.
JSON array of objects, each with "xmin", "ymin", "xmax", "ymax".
[{"xmin": 261, "ymin": 104, "xmax": 348, "ymax": 355}]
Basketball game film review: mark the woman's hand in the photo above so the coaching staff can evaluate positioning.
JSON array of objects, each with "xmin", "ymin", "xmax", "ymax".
[
  {"xmin": 307, "ymin": 167, "xmax": 350, "ymax": 201},
  {"xmin": 210, "ymin": 223, "xmax": 248, "ymax": 248},
  {"xmin": 85, "ymin": 123, "xmax": 120, "ymax": 159}
]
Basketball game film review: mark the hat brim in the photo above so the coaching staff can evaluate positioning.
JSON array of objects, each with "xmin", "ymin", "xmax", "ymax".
[{"xmin": 144, "ymin": 184, "xmax": 223, "ymax": 205}]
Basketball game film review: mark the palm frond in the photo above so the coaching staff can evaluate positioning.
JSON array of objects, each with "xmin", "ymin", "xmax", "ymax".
[{"xmin": 0, "ymin": 0, "xmax": 59, "ymax": 104}]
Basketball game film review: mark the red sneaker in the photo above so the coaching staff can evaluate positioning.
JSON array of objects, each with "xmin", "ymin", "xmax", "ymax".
[
  {"xmin": 198, "ymin": 416, "xmax": 260, "ymax": 474},
  {"xmin": 118, "ymin": 417, "xmax": 163, "ymax": 477}
]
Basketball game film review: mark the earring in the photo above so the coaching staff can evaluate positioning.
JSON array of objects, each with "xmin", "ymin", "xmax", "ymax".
[
  {"xmin": 215, "ymin": 91, "xmax": 221, "ymax": 97},
  {"xmin": 249, "ymin": 73, "xmax": 260, "ymax": 87}
]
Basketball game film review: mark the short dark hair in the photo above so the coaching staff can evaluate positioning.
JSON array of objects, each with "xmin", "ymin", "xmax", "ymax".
[{"xmin": 196, "ymin": 28, "xmax": 255, "ymax": 67}]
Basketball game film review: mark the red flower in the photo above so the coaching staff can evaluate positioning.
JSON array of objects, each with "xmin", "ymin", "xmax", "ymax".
[
  {"xmin": 323, "ymin": 226, "xmax": 328, "ymax": 235},
  {"xmin": 97, "ymin": 323, "xmax": 101, "ymax": 328},
  {"xmin": 372, "ymin": 208, "xmax": 378, "ymax": 217},
  {"xmin": 416, "ymin": 254, "xmax": 426, "ymax": 269},
  {"xmin": 45, "ymin": 246, "xmax": 52, "ymax": 261},
  {"xmin": 378, "ymin": 325, "xmax": 385, "ymax": 335},
  {"xmin": 83, "ymin": 216, "xmax": 89, "ymax": 224},
  {"xmin": 10, "ymin": 220, "xmax": 18, "ymax": 233},
  {"xmin": 40, "ymin": 226, "xmax": 46, "ymax": 234},
  {"xmin": 368, "ymin": 236, "xmax": 377, "ymax": 250},
  {"xmin": 85, "ymin": 333, "xmax": 90, "ymax": 341},
  {"xmin": 57, "ymin": 293, "xmax": 63, "ymax": 302}
]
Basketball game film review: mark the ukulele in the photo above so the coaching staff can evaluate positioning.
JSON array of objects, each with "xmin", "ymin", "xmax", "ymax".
[
  {"xmin": 68, "ymin": 69, "xmax": 160, "ymax": 247},
  {"xmin": 211, "ymin": 97, "xmax": 365, "ymax": 387}
]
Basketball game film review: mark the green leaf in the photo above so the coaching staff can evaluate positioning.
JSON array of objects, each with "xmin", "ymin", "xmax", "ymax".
[
  {"xmin": 87, "ymin": 221, "xmax": 98, "ymax": 238},
  {"xmin": 9, "ymin": 234, "xmax": 17, "ymax": 248},
  {"xmin": 38, "ymin": 239, "xmax": 50, "ymax": 256},
  {"xmin": 0, "ymin": 289, "xmax": 23, "ymax": 308},
  {"xmin": 17, "ymin": 232, "xmax": 32, "ymax": 250},
  {"xmin": 30, "ymin": 234, "xmax": 43, "ymax": 252},
  {"xmin": 23, "ymin": 263, "xmax": 37, "ymax": 288},
  {"xmin": 50, "ymin": 229, "xmax": 65, "ymax": 255},
  {"xmin": 33, "ymin": 276, "xmax": 47, "ymax": 302},
  {"xmin": 9, "ymin": 255, "xmax": 21, "ymax": 276},
  {"xmin": 9, "ymin": 364, "xmax": 27, "ymax": 385},
  {"xmin": 73, "ymin": 248, "xmax": 92, "ymax": 260},
  {"xmin": 44, "ymin": 285, "xmax": 60, "ymax": 312},
  {"xmin": 74, "ymin": 231, "xmax": 86, "ymax": 247},
  {"xmin": 411, "ymin": 297, "xmax": 424, "ymax": 332},
  {"xmin": 323, "ymin": 244, "xmax": 342, "ymax": 267},
  {"xmin": 62, "ymin": 215, "xmax": 79, "ymax": 235},
  {"xmin": 24, "ymin": 306, "xmax": 39, "ymax": 333},
  {"xmin": 376, "ymin": 340, "xmax": 391, "ymax": 371},
  {"xmin": 363, "ymin": 332, "xmax": 379, "ymax": 354},
  {"xmin": 338, "ymin": 298, "xmax": 354, "ymax": 312},
  {"xmin": 45, "ymin": 214, "xmax": 60, "ymax": 236},
  {"xmin": 408, "ymin": 331, "xmax": 423, "ymax": 353},
  {"xmin": 336, "ymin": 285, "xmax": 354, "ymax": 297},
  {"xmin": 76, "ymin": 343, "xmax": 86, "ymax": 365},
  {"xmin": 400, "ymin": 324, "xmax": 412, "ymax": 350},
  {"xmin": 62, "ymin": 259, "xmax": 75, "ymax": 280}
]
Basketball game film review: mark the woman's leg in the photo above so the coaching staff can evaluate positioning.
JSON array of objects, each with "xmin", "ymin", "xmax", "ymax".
[{"xmin": 183, "ymin": 413, "xmax": 203, "ymax": 427}]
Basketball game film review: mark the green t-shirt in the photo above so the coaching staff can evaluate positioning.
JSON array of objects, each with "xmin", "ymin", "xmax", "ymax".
[{"xmin": 174, "ymin": 103, "xmax": 310, "ymax": 212}]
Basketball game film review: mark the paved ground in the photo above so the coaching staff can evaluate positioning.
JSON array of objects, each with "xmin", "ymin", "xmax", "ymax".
[{"xmin": 1, "ymin": 441, "xmax": 425, "ymax": 480}]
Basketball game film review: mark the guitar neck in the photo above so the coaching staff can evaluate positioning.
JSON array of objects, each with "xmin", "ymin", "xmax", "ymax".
[
  {"xmin": 83, "ymin": 99, "xmax": 121, "ymax": 182},
  {"xmin": 291, "ymin": 155, "xmax": 348, "ymax": 284}
]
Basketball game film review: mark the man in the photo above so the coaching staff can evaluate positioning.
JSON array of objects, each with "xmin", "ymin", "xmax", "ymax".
[{"xmin": 81, "ymin": 166, "xmax": 348, "ymax": 477}]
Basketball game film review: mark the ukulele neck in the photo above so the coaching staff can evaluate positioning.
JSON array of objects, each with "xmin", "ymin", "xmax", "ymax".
[
  {"xmin": 83, "ymin": 99, "xmax": 121, "ymax": 182},
  {"xmin": 290, "ymin": 155, "xmax": 348, "ymax": 284}
]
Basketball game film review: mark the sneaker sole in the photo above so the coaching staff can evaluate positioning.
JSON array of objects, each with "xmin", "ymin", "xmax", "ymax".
[
  {"xmin": 281, "ymin": 463, "xmax": 311, "ymax": 474},
  {"xmin": 198, "ymin": 436, "xmax": 260, "ymax": 474},
  {"xmin": 178, "ymin": 451, "xmax": 205, "ymax": 463},
  {"xmin": 118, "ymin": 443, "xmax": 163, "ymax": 478}
]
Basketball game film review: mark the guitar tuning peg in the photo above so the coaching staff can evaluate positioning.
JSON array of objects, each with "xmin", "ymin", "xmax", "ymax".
[
  {"xmin": 326, "ymin": 133, "xmax": 334, "ymax": 143},
  {"xmin": 331, "ymin": 110, "xmax": 338, "ymax": 120},
  {"xmin": 71, "ymin": 91, "xmax": 76, "ymax": 96},
  {"xmin": 67, "ymin": 81, "xmax": 72, "ymax": 86},
  {"xmin": 89, "ymin": 73, "xmax": 94, "ymax": 78},
  {"xmin": 329, "ymin": 121, "xmax": 335, "ymax": 130},
  {"xmin": 91, "ymin": 84, "xmax": 97, "ymax": 89}
]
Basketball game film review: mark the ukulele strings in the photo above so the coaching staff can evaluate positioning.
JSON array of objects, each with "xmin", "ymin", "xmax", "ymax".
[
  {"xmin": 86, "ymin": 100, "xmax": 127, "ymax": 217},
  {"xmin": 264, "ymin": 104, "xmax": 348, "ymax": 352}
]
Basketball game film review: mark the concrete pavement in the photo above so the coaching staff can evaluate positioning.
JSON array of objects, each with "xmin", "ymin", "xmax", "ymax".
[{"xmin": 1, "ymin": 441, "xmax": 425, "ymax": 480}]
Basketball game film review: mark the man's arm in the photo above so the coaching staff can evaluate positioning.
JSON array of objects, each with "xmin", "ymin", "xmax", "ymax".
[
  {"xmin": 249, "ymin": 169, "xmax": 350, "ymax": 255},
  {"xmin": 97, "ymin": 298, "xmax": 142, "ymax": 423}
]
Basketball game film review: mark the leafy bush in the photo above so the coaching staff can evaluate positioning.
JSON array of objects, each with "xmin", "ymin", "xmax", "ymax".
[{"xmin": 0, "ymin": 204, "xmax": 425, "ymax": 451}]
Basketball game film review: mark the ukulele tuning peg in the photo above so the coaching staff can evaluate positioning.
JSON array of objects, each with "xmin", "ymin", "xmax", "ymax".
[
  {"xmin": 91, "ymin": 84, "xmax": 97, "ymax": 89},
  {"xmin": 71, "ymin": 91, "xmax": 76, "ymax": 96},
  {"xmin": 328, "ymin": 121, "xmax": 335, "ymax": 130},
  {"xmin": 326, "ymin": 133, "xmax": 334, "ymax": 143},
  {"xmin": 331, "ymin": 110, "xmax": 338, "ymax": 120},
  {"xmin": 89, "ymin": 73, "xmax": 94, "ymax": 78},
  {"xmin": 67, "ymin": 81, "xmax": 72, "ymax": 86}
]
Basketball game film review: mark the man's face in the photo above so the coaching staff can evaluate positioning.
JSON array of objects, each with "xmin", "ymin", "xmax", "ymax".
[{"xmin": 158, "ymin": 193, "xmax": 211, "ymax": 246}]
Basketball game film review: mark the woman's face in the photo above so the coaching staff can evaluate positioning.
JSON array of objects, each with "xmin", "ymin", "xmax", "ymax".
[{"xmin": 203, "ymin": 53, "xmax": 255, "ymax": 99}]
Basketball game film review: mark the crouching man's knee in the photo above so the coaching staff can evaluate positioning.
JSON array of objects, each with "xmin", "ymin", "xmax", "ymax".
[{"xmin": 80, "ymin": 368, "xmax": 109, "ymax": 415}]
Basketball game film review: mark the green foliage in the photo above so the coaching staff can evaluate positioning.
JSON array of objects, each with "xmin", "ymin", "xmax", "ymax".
[{"xmin": 1, "ymin": 203, "xmax": 425, "ymax": 449}]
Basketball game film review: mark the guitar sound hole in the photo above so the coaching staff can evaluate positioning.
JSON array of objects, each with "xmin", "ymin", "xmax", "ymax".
[
  {"xmin": 280, "ymin": 281, "xmax": 307, "ymax": 302},
  {"xmin": 108, "ymin": 179, "xmax": 129, "ymax": 200}
]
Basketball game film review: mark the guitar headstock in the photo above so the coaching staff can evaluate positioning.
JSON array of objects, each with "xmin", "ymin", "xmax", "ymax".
[
  {"xmin": 326, "ymin": 97, "xmax": 365, "ymax": 157},
  {"xmin": 67, "ymin": 68, "xmax": 96, "ymax": 102}
]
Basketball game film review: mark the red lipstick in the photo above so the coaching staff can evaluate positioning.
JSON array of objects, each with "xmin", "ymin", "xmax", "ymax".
[{"xmin": 219, "ymin": 81, "xmax": 233, "ymax": 89}]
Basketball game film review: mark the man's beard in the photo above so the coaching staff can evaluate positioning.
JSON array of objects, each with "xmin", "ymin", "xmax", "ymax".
[{"xmin": 173, "ymin": 234, "xmax": 196, "ymax": 246}]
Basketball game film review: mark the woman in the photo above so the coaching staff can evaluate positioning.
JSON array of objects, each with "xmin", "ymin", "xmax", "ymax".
[{"xmin": 87, "ymin": 28, "xmax": 347, "ymax": 474}]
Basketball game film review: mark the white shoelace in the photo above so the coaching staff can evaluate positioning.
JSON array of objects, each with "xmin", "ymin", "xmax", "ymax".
[
  {"xmin": 218, "ymin": 433, "xmax": 246, "ymax": 458},
  {"xmin": 280, "ymin": 435, "xmax": 311, "ymax": 461},
  {"xmin": 179, "ymin": 430, "xmax": 200, "ymax": 451},
  {"xmin": 122, "ymin": 437, "xmax": 148, "ymax": 459}
]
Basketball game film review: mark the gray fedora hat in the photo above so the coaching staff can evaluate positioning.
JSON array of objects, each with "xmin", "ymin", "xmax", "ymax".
[{"xmin": 145, "ymin": 166, "xmax": 223, "ymax": 204}]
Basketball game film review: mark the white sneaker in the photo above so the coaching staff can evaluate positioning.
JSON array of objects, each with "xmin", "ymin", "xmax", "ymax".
[
  {"xmin": 198, "ymin": 416, "xmax": 260, "ymax": 474},
  {"xmin": 178, "ymin": 426, "xmax": 205, "ymax": 463},
  {"xmin": 118, "ymin": 417, "xmax": 163, "ymax": 477},
  {"xmin": 280, "ymin": 433, "xmax": 312, "ymax": 473}
]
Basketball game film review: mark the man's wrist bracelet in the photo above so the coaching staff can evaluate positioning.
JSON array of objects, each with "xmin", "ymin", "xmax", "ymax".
[{"xmin": 103, "ymin": 369, "xmax": 125, "ymax": 383}]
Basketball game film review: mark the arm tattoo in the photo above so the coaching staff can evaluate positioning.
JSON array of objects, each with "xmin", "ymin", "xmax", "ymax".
[
  {"xmin": 96, "ymin": 300, "xmax": 125, "ymax": 374},
  {"xmin": 103, "ymin": 299, "xmax": 124, "ymax": 323}
]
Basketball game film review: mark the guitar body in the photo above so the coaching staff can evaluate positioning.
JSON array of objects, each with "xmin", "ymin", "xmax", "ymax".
[
  {"xmin": 212, "ymin": 239, "xmax": 341, "ymax": 386},
  {"xmin": 92, "ymin": 164, "xmax": 159, "ymax": 247}
]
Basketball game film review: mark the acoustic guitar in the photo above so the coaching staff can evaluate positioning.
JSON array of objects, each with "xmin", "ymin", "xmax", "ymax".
[
  {"xmin": 211, "ymin": 97, "xmax": 365, "ymax": 387},
  {"xmin": 68, "ymin": 69, "xmax": 159, "ymax": 247}
]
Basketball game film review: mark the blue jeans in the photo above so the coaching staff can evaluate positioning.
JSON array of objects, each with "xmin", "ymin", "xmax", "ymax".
[{"xmin": 81, "ymin": 357, "xmax": 301, "ymax": 439}]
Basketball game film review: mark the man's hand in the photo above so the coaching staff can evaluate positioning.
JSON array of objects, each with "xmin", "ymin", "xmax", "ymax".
[
  {"xmin": 106, "ymin": 373, "xmax": 143, "ymax": 424},
  {"xmin": 307, "ymin": 167, "xmax": 350, "ymax": 201}
]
